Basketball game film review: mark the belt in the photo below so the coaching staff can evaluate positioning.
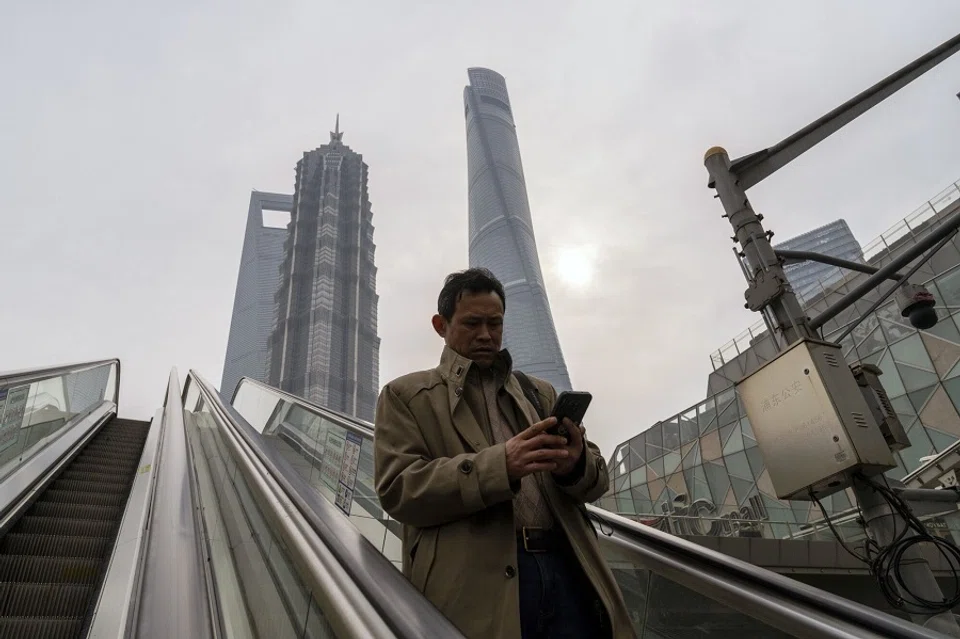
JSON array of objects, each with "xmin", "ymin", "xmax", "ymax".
[{"xmin": 517, "ymin": 527, "xmax": 567, "ymax": 554}]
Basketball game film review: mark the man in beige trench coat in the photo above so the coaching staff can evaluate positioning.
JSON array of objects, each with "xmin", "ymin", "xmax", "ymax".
[{"xmin": 374, "ymin": 268, "xmax": 635, "ymax": 638}]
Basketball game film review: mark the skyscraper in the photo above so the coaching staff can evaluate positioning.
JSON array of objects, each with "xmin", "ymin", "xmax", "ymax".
[
  {"xmin": 221, "ymin": 191, "xmax": 294, "ymax": 398},
  {"xmin": 775, "ymin": 219, "xmax": 864, "ymax": 302},
  {"xmin": 463, "ymin": 67, "xmax": 572, "ymax": 391},
  {"xmin": 268, "ymin": 118, "xmax": 380, "ymax": 422}
]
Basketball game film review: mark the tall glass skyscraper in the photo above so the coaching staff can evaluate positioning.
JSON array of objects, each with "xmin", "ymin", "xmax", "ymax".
[
  {"xmin": 463, "ymin": 68, "xmax": 572, "ymax": 391},
  {"xmin": 775, "ymin": 219, "xmax": 864, "ymax": 303},
  {"xmin": 268, "ymin": 120, "xmax": 380, "ymax": 422},
  {"xmin": 221, "ymin": 191, "xmax": 293, "ymax": 398}
]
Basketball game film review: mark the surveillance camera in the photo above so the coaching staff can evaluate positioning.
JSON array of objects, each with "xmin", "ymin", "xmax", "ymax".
[{"xmin": 897, "ymin": 283, "xmax": 938, "ymax": 330}]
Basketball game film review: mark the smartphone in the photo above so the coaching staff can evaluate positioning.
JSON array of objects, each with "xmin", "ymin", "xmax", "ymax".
[{"xmin": 548, "ymin": 391, "xmax": 592, "ymax": 437}]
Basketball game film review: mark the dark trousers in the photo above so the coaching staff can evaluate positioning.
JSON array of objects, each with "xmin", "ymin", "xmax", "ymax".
[{"xmin": 517, "ymin": 544, "xmax": 610, "ymax": 639}]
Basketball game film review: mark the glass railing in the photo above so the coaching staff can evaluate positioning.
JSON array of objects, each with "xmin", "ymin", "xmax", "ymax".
[
  {"xmin": 232, "ymin": 378, "xmax": 399, "ymax": 570},
  {"xmin": 184, "ymin": 375, "xmax": 336, "ymax": 638},
  {"xmin": 194, "ymin": 372, "xmax": 457, "ymax": 638},
  {"xmin": 0, "ymin": 359, "xmax": 118, "ymax": 483},
  {"xmin": 231, "ymin": 377, "xmax": 943, "ymax": 638}
]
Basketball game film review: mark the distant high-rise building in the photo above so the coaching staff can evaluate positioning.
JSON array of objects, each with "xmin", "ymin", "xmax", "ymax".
[
  {"xmin": 775, "ymin": 219, "xmax": 864, "ymax": 302},
  {"xmin": 463, "ymin": 67, "xmax": 572, "ymax": 391},
  {"xmin": 268, "ymin": 118, "xmax": 380, "ymax": 421},
  {"xmin": 221, "ymin": 191, "xmax": 293, "ymax": 398}
]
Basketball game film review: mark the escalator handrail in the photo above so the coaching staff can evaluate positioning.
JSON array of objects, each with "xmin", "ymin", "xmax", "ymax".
[
  {"xmin": 242, "ymin": 380, "xmax": 947, "ymax": 638},
  {"xmin": 587, "ymin": 507, "xmax": 945, "ymax": 639},
  {"xmin": 0, "ymin": 358, "xmax": 119, "ymax": 390},
  {"xmin": 134, "ymin": 368, "xmax": 215, "ymax": 637},
  {"xmin": 200, "ymin": 373, "xmax": 465, "ymax": 639},
  {"xmin": 188, "ymin": 371, "xmax": 419, "ymax": 639},
  {"xmin": 233, "ymin": 376, "xmax": 375, "ymax": 438}
]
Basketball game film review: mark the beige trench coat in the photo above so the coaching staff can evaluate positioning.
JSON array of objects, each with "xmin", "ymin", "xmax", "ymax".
[{"xmin": 374, "ymin": 347, "xmax": 635, "ymax": 638}]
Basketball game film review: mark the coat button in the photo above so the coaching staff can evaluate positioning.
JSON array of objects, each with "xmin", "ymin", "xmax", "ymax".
[
  {"xmin": 459, "ymin": 459, "xmax": 474, "ymax": 474},
  {"xmin": 505, "ymin": 565, "xmax": 516, "ymax": 578},
  {"xmin": 455, "ymin": 387, "xmax": 463, "ymax": 396}
]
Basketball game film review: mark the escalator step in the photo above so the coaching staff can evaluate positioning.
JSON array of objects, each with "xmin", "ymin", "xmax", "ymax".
[
  {"xmin": 0, "ymin": 617, "xmax": 83, "ymax": 639},
  {"xmin": 40, "ymin": 489, "xmax": 129, "ymax": 509},
  {"xmin": 0, "ymin": 556, "xmax": 102, "ymax": 584},
  {"xmin": 50, "ymin": 479, "xmax": 129, "ymax": 495},
  {"xmin": 0, "ymin": 534, "xmax": 113, "ymax": 559},
  {"xmin": 59, "ymin": 470, "xmax": 135, "ymax": 484},
  {"xmin": 64, "ymin": 464, "xmax": 130, "ymax": 478},
  {"xmin": 17, "ymin": 516, "xmax": 116, "ymax": 538},
  {"xmin": 28, "ymin": 502, "xmax": 120, "ymax": 522},
  {"xmin": 0, "ymin": 583, "xmax": 92, "ymax": 617},
  {"xmin": 0, "ymin": 416, "xmax": 151, "ymax": 637}
]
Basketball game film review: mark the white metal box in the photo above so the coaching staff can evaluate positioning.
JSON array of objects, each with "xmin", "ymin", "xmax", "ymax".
[{"xmin": 736, "ymin": 339, "xmax": 896, "ymax": 500}]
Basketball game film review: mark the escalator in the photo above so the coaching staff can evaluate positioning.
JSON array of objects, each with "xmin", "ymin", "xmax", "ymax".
[
  {"xmin": 227, "ymin": 375, "xmax": 951, "ymax": 638},
  {"xmin": 0, "ymin": 417, "xmax": 149, "ymax": 638},
  {"xmin": 1, "ymin": 357, "xmax": 949, "ymax": 637}
]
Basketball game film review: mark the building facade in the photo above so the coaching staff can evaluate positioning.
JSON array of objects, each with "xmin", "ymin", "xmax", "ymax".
[
  {"xmin": 221, "ymin": 191, "xmax": 293, "ymax": 398},
  {"xmin": 602, "ymin": 181, "xmax": 960, "ymax": 541},
  {"xmin": 463, "ymin": 67, "xmax": 572, "ymax": 391},
  {"xmin": 775, "ymin": 219, "xmax": 865, "ymax": 303},
  {"xmin": 268, "ymin": 121, "xmax": 380, "ymax": 422}
]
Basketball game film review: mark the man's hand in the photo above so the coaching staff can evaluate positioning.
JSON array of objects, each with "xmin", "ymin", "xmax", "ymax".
[
  {"xmin": 551, "ymin": 418, "xmax": 585, "ymax": 477},
  {"xmin": 505, "ymin": 417, "xmax": 570, "ymax": 480}
]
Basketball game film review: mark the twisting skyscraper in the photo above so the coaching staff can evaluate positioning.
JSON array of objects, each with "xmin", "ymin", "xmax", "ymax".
[
  {"xmin": 268, "ymin": 118, "xmax": 380, "ymax": 421},
  {"xmin": 463, "ymin": 68, "xmax": 572, "ymax": 391}
]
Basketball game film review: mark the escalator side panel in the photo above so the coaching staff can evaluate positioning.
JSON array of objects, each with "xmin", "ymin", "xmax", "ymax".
[{"xmin": 0, "ymin": 418, "xmax": 150, "ymax": 638}]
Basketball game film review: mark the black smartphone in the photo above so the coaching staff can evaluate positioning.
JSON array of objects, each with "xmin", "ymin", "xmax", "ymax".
[{"xmin": 548, "ymin": 391, "xmax": 592, "ymax": 437}]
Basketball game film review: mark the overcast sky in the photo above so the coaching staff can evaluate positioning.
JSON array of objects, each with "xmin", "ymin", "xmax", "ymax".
[{"xmin": 3, "ymin": 2, "xmax": 960, "ymax": 458}]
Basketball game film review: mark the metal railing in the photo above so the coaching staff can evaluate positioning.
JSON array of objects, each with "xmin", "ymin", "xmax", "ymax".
[
  {"xmin": 230, "ymin": 378, "xmax": 948, "ymax": 638},
  {"xmin": 589, "ymin": 507, "xmax": 945, "ymax": 638},
  {"xmin": 190, "ymin": 372, "xmax": 463, "ymax": 638},
  {"xmin": 710, "ymin": 180, "xmax": 960, "ymax": 370}
]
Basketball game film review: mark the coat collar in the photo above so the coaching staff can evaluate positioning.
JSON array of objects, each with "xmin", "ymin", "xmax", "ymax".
[
  {"xmin": 436, "ymin": 344, "xmax": 514, "ymax": 386},
  {"xmin": 436, "ymin": 346, "xmax": 538, "ymax": 451}
]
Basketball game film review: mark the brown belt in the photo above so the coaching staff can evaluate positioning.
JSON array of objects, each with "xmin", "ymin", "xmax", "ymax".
[{"xmin": 518, "ymin": 527, "xmax": 567, "ymax": 553}]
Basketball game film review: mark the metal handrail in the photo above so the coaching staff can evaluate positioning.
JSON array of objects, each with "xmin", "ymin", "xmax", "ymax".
[
  {"xmin": 233, "ymin": 376, "xmax": 376, "ymax": 438},
  {"xmin": 134, "ymin": 369, "xmax": 214, "ymax": 637},
  {"xmin": 190, "ymin": 372, "xmax": 422, "ymax": 638},
  {"xmin": 587, "ymin": 507, "xmax": 945, "ymax": 638},
  {"xmin": 0, "ymin": 358, "xmax": 119, "ymax": 391},
  {"xmin": 239, "ymin": 380, "xmax": 944, "ymax": 637}
]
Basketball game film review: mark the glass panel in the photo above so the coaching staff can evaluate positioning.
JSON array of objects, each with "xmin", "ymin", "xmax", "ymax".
[
  {"xmin": 0, "ymin": 362, "xmax": 116, "ymax": 483},
  {"xmin": 232, "ymin": 379, "xmax": 391, "ymax": 557},
  {"xmin": 604, "ymin": 555, "xmax": 793, "ymax": 638},
  {"xmin": 697, "ymin": 398, "xmax": 717, "ymax": 432},
  {"xmin": 890, "ymin": 335, "xmax": 934, "ymax": 371},
  {"xmin": 856, "ymin": 325, "xmax": 886, "ymax": 357},
  {"xmin": 715, "ymin": 388, "xmax": 738, "ymax": 429},
  {"xmin": 184, "ymin": 397, "xmax": 336, "ymax": 638},
  {"xmin": 663, "ymin": 418, "xmax": 682, "ymax": 451},
  {"xmin": 935, "ymin": 265, "xmax": 960, "ymax": 307},
  {"xmin": 897, "ymin": 363, "xmax": 940, "ymax": 393},
  {"xmin": 645, "ymin": 424, "xmax": 664, "ymax": 461},
  {"xmin": 877, "ymin": 351, "xmax": 906, "ymax": 398}
]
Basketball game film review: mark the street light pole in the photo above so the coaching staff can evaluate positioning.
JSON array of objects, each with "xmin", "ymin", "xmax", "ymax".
[{"xmin": 706, "ymin": 147, "xmax": 960, "ymax": 636}]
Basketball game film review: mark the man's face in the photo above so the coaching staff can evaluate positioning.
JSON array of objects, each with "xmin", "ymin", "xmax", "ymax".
[{"xmin": 433, "ymin": 290, "xmax": 504, "ymax": 367}]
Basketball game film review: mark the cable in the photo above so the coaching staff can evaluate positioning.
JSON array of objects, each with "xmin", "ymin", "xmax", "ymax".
[
  {"xmin": 811, "ymin": 491, "xmax": 870, "ymax": 563},
  {"xmin": 813, "ymin": 478, "xmax": 960, "ymax": 615},
  {"xmin": 863, "ymin": 478, "xmax": 960, "ymax": 614}
]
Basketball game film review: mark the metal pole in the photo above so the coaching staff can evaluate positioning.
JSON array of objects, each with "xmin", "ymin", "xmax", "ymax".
[
  {"xmin": 705, "ymin": 146, "xmax": 960, "ymax": 637},
  {"xmin": 704, "ymin": 147, "xmax": 816, "ymax": 346},
  {"xmin": 775, "ymin": 249, "xmax": 905, "ymax": 281},
  {"xmin": 853, "ymin": 477, "xmax": 960, "ymax": 635},
  {"xmin": 809, "ymin": 208, "xmax": 960, "ymax": 330},
  {"xmin": 731, "ymin": 32, "xmax": 960, "ymax": 189}
]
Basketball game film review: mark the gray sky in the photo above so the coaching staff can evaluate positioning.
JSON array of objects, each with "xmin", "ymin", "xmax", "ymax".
[{"xmin": 3, "ymin": 1, "xmax": 960, "ymax": 459}]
